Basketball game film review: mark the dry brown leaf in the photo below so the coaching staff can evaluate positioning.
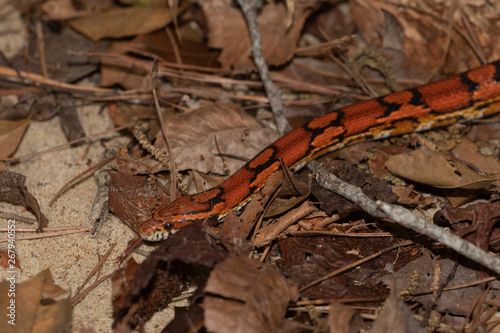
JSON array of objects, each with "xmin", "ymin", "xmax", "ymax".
[
  {"xmin": 392, "ymin": 186, "xmax": 434, "ymax": 206},
  {"xmin": 327, "ymin": 302, "xmax": 364, "ymax": 333},
  {"xmin": 113, "ymin": 223, "xmax": 227, "ymax": 329},
  {"xmin": 9, "ymin": 23, "xmax": 102, "ymax": 83},
  {"xmin": 349, "ymin": 1, "xmax": 500, "ymax": 72},
  {"xmin": 127, "ymin": 30, "xmax": 221, "ymax": 68},
  {"xmin": 467, "ymin": 113, "xmax": 500, "ymax": 141},
  {"xmin": 192, "ymin": 170, "xmax": 226, "ymax": 193},
  {"xmin": 163, "ymin": 305, "xmax": 204, "ymax": 333},
  {"xmin": 201, "ymin": 0, "xmax": 314, "ymax": 72},
  {"xmin": 214, "ymin": 171, "xmax": 285, "ymax": 256},
  {"xmin": 0, "ymin": 269, "xmax": 71, "ymax": 333},
  {"xmin": 108, "ymin": 172, "xmax": 166, "ymax": 232},
  {"xmin": 150, "ymin": 102, "xmax": 280, "ymax": 174},
  {"xmin": 41, "ymin": 0, "xmax": 114, "ymax": 20},
  {"xmin": 381, "ymin": 255, "xmax": 500, "ymax": 316},
  {"xmin": 0, "ymin": 117, "xmax": 30, "ymax": 158},
  {"xmin": 107, "ymin": 102, "xmax": 157, "ymax": 128},
  {"xmin": 385, "ymin": 146, "xmax": 496, "ymax": 190},
  {"xmin": 349, "ymin": 0, "xmax": 385, "ymax": 45},
  {"xmin": 69, "ymin": 6, "xmax": 181, "ymax": 40},
  {"xmin": 100, "ymin": 41, "xmax": 148, "ymax": 89},
  {"xmin": 278, "ymin": 234, "xmax": 413, "ymax": 299},
  {"xmin": 371, "ymin": 291, "xmax": 426, "ymax": 333},
  {"xmin": 311, "ymin": 164, "xmax": 398, "ymax": 217},
  {"xmin": 111, "ymin": 258, "xmax": 140, "ymax": 316},
  {"xmin": 434, "ymin": 202, "xmax": 500, "ymax": 268},
  {"xmin": 263, "ymin": 164, "xmax": 310, "ymax": 218},
  {"xmin": 0, "ymin": 171, "xmax": 49, "ymax": 229},
  {"xmin": 203, "ymin": 257, "xmax": 298, "ymax": 333},
  {"xmin": 445, "ymin": 189, "xmax": 477, "ymax": 207},
  {"xmin": 368, "ymin": 145, "xmax": 412, "ymax": 179},
  {"xmin": 452, "ymin": 137, "xmax": 500, "ymax": 176}
]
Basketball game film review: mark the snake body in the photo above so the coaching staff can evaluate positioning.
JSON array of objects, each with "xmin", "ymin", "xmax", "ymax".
[{"xmin": 139, "ymin": 61, "xmax": 500, "ymax": 241}]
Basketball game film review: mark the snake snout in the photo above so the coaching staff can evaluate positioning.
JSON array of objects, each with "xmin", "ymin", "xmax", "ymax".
[{"xmin": 138, "ymin": 217, "xmax": 175, "ymax": 242}]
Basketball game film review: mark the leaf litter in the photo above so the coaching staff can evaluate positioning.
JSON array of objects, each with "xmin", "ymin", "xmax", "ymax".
[{"xmin": 0, "ymin": 0, "xmax": 500, "ymax": 332}]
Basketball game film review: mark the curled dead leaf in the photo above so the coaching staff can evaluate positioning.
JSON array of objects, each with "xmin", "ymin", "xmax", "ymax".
[{"xmin": 0, "ymin": 171, "xmax": 48, "ymax": 229}]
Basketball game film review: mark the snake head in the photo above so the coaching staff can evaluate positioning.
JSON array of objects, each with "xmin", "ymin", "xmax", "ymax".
[{"xmin": 138, "ymin": 216, "xmax": 182, "ymax": 241}]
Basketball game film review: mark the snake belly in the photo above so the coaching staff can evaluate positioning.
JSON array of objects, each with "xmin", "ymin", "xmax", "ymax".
[{"xmin": 139, "ymin": 60, "xmax": 500, "ymax": 241}]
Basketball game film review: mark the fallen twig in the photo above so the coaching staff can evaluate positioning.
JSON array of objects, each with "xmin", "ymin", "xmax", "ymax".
[
  {"xmin": 308, "ymin": 160, "xmax": 500, "ymax": 276},
  {"xmin": 237, "ymin": 0, "xmax": 291, "ymax": 134}
]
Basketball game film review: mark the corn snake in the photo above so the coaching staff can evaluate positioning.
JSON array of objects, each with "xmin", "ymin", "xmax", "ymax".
[{"xmin": 139, "ymin": 61, "xmax": 500, "ymax": 241}]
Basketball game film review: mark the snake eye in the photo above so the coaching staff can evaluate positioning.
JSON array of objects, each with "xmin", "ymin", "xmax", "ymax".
[{"xmin": 164, "ymin": 223, "xmax": 173, "ymax": 230}]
